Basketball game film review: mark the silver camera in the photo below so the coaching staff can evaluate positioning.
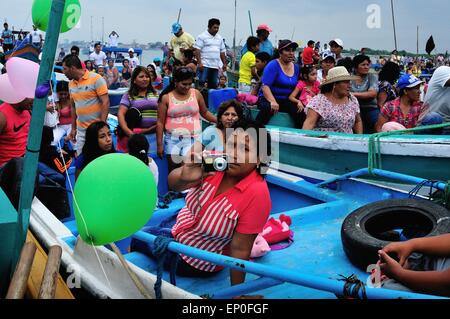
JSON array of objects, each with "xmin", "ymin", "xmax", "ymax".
[{"xmin": 202, "ymin": 151, "xmax": 229, "ymax": 172}]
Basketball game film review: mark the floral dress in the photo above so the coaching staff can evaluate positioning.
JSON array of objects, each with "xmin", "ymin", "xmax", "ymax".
[{"xmin": 305, "ymin": 94, "xmax": 360, "ymax": 134}]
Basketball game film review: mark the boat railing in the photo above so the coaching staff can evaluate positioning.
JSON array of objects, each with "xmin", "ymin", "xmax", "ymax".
[
  {"xmin": 132, "ymin": 230, "xmax": 444, "ymax": 299},
  {"xmin": 318, "ymin": 168, "xmax": 449, "ymax": 192}
]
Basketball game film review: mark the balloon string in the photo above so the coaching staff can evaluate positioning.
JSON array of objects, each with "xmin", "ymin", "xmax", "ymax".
[{"xmin": 49, "ymin": 79, "xmax": 114, "ymax": 292}]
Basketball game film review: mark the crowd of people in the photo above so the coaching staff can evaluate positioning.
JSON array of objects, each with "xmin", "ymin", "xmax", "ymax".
[{"xmin": 1, "ymin": 16, "xmax": 450, "ymax": 297}]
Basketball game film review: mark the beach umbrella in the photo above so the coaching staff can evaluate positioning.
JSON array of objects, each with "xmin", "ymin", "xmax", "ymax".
[{"xmin": 425, "ymin": 36, "xmax": 435, "ymax": 55}]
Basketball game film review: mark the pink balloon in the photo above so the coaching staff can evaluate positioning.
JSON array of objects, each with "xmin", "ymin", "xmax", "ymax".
[
  {"xmin": 0, "ymin": 74, "xmax": 27, "ymax": 104},
  {"xmin": 6, "ymin": 57, "xmax": 40, "ymax": 98}
]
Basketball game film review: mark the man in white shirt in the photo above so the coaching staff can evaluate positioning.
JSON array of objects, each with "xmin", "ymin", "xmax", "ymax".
[
  {"xmin": 424, "ymin": 66, "xmax": 450, "ymax": 130},
  {"xmin": 108, "ymin": 31, "xmax": 119, "ymax": 47},
  {"xmin": 127, "ymin": 48, "xmax": 140, "ymax": 69},
  {"xmin": 29, "ymin": 25, "xmax": 43, "ymax": 49},
  {"xmin": 89, "ymin": 42, "xmax": 107, "ymax": 67},
  {"xmin": 194, "ymin": 18, "xmax": 227, "ymax": 89}
]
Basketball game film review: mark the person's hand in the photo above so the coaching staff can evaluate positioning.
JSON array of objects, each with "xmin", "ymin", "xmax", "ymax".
[
  {"xmin": 68, "ymin": 128, "xmax": 77, "ymax": 143},
  {"xmin": 270, "ymin": 101, "xmax": 280, "ymax": 114},
  {"xmin": 222, "ymin": 64, "xmax": 227, "ymax": 72},
  {"xmin": 157, "ymin": 144, "xmax": 164, "ymax": 159},
  {"xmin": 382, "ymin": 241, "xmax": 415, "ymax": 268},
  {"xmin": 297, "ymin": 102, "xmax": 304, "ymax": 113},
  {"xmin": 378, "ymin": 250, "xmax": 404, "ymax": 279},
  {"xmin": 198, "ymin": 63, "xmax": 204, "ymax": 72}
]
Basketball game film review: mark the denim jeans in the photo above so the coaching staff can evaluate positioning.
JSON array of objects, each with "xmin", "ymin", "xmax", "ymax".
[
  {"xmin": 360, "ymin": 108, "xmax": 380, "ymax": 134},
  {"xmin": 418, "ymin": 112, "xmax": 445, "ymax": 135},
  {"xmin": 198, "ymin": 67, "xmax": 219, "ymax": 89}
]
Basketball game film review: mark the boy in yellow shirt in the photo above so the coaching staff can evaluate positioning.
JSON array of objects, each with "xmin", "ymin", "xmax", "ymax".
[{"xmin": 239, "ymin": 37, "xmax": 261, "ymax": 93}]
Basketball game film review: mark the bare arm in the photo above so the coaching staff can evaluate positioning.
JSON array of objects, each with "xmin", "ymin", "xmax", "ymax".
[
  {"xmin": 0, "ymin": 112, "xmax": 6, "ymax": 134},
  {"xmin": 194, "ymin": 48, "xmax": 203, "ymax": 70},
  {"xmin": 229, "ymin": 232, "xmax": 258, "ymax": 286},
  {"xmin": 289, "ymin": 87, "xmax": 301, "ymax": 105},
  {"xmin": 377, "ymin": 91, "xmax": 388, "ymax": 109},
  {"xmin": 112, "ymin": 68, "xmax": 119, "ymax": 83},
  {"xmin": 98, "ymin": 94, "xmax": 110, "ymax": 122},
  {"xmin": 302, "ymin": 109, "xmax": 320, "ymax": 131},
  {"xmin": 220, "ymin": 52, "xmax": 227, "ymax": 71},
  {"xmin": 375, "ymin": 114, "xmax": 389, "ymax": 133},
  {"xmin": 168, "ymin": 155, "xmax": 205, "ymax": 191},
  {"xmin": 156, "ymin": 95, "xmax": 168, "ymax": 158},
  {"xmin": 353, "ymin": 89, "xmax": 377, "ymax": 100},
  {"xmin": 196, "ymin": 90, "xmax": 217, "ymax": 123},
  {"xmin": 68, "ymin": 100, "xmax": 77, "ymax": 142},
  {"xmin": 353, "ymin": 114, "xmax": 364, "ymax": 134}
]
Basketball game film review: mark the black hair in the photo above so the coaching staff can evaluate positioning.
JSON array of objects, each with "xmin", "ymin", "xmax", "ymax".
[
  {"xmin": 56, "ymin": 81, "xmax": 69, "ymax": 93},
  {"xmin": 208, "ymin": 18, "xmax": 221, "ymax": 28},
  {"xmin": 128, "ymin": 134, "xmax": 150, "ymax": 166},
  {"xmin": 128, "ymin": 66, "xmax": 156, "ymax": 100},
  {"xmin": 70, "ymin": 45, "xmax": 80, "ymax": 54},
  {"xmin": 82, "ymin": 121, "xmax": 115, "ymax": 170},
  {"xmin": 256, "ymin": 29, "xmax": 268, "ymax": 38},
  {"xmin": 183, "ymin": 49, "xmax": 195, "ymax": 61},
  {"xmin": 336, "ymin": 57, "xmax": 353, "ymax": 73},
  {"xmin": 246, "ymin": 36, "xmax": 261, "ymax": 51},
  {"xmin": 216, "ymin": 100, "xmax": 244, "ymax": 130},
  {"xmin": 255, "ymin": 52, "xmax": 271, "ymax": 63},
  {"xmin": 231, "ymin": 119, "xmax": 272, "ymax": 175},
  {"xmin": 41, "ymin": 126, "xmax": 54, "ymax": 148},
  {"xmin": 116, "ymin": 107, "xmax": 142, "ymax": 139},
  {"xmin": 94, "ymin": 42, "xmax": 101, "ymax": 48},
  {"xmin": 158, "ymin": 67, "xmax": 195, "ymax": 103},
  {"xmin": 378, "ymin": 61, "xmax": 400, "ymax": 84},
  {"xmin": 352, "ymin": 55, "xmax": 371, "ymax": 70},
  {"xmin": 300, "ymin": 65, "xmax": 316, "ymax": 81},
  {"xmin": 62, "ymin": 54, "xmax": 82, "ymax": 69},
  {"xmin": 320, "ymin": 82, "xmax": 335, "ymax": 94},
  {"xmin": 307, "ymin": 40, "xmax": 315, "ymax": 46}
]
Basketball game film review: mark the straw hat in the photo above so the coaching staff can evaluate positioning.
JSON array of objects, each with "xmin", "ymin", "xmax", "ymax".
[{"xmin": 320, "ymin": 66, "xmax": 360, "ymax": 87}]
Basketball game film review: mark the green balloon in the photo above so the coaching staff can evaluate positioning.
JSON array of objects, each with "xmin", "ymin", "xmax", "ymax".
[
  {"xmin": 32, "ymin": 0, "xmax": 81, "ymax": 33},
  {"xmin": 74, "ymin": 154, "xmax": 157, "ymax": 246}
]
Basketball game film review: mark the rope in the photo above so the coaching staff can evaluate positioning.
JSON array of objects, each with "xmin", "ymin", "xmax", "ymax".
[
  {"xmin": 152, "ymin": 236, "xmax": 178, "ymax": 299},
  {"xmin": 337, "ymin": 274, "xmax": 367, "ymax": 299},
  {"xmin": 368, "ymin": 122, "xmax": 450, "ymax": 174}
]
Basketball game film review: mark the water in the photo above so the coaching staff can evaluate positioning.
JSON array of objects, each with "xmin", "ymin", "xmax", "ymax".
[{"xmin": 80, "ymin": 49, "xmax": 164, "ymax": 67}]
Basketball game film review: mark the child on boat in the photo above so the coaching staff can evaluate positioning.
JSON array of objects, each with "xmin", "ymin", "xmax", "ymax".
[
  {"xmin": 289, "ymin": 65, "xmax": 321, "ymax": 113},
  {"xmin": 116, "ymin": 107, "xmax": 144, "ymax": 153},
  {"xmin": 238, "ymin": 36, "xmax": 261, "ymax": 93},
  {"xmin": 127, "ymin": 133, "xmax": 159, "ymax": 187},
  {"xmin": 377, "ymin": 233, "xmax": 450, "ymax": 297}
]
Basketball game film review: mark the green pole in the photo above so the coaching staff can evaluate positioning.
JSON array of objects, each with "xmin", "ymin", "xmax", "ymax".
[{"xmin": 15, "ymin": 0, "xmax": 65, "ymax": 264}]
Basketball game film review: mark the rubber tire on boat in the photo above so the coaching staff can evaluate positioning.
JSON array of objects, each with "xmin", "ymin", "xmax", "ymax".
[{"xmin": 341, "ymin": 199, "xmax": 450, "ymax": 270}]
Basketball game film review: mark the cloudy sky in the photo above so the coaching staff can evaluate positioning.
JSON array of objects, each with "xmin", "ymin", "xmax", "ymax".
[{"xmin": 5, "ymin": 0, "xmax": 450, "ymax": 53}]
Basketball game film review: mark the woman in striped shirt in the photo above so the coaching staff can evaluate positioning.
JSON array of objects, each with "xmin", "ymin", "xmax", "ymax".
[{"xmin": 167, "ymin": 120, "xmax": 272, "ymax": 285}]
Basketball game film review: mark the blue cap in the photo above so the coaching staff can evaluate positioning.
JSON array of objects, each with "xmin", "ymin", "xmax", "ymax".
[
  {"xmin": 172, "ymin": 23, "xmax": 182, "ymax": 34},
  {"xmin": 153, "ymin": 57, "xmax": 162, "ymax": 63},
  {"xmin": 397, "ymin": 74, "xmax": 423, "ymax": 90}
]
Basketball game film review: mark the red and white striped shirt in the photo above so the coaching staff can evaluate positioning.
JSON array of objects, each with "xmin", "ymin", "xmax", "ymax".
[{"xmin": 172, "ymin": 170, "xmax": 271, "ymax": 272}]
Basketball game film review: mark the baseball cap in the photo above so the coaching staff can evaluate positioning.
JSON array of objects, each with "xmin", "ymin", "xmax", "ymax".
[
  {"xmin": 321, "ymin": 51, "xmax": 336, "ymax": 62},
  {"xmin": 153, "ymin": 57, "xmax": 162, "ymax": 63},
  {"xmin": 257, "ymin": 24, "xmax": 272, "ymax": 33},
  {"xmin": 128, "ymin": 48, "xmax": 134, "ymax": 53},
  {"xmin": 172, "ymin": 22, "xmax": 182, "ymax": 34},
  {"xmin": 396, "ymin": 74, "xmax": 423, "ymax": 90},
  {"xmin": 329, "ymin": 38, "xmax": 344, "ymax": 48}
]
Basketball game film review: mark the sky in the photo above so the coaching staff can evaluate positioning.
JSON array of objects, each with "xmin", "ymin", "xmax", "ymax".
[{"xmin": 4, "ymin": 0, "xmax": 450, "ymax": 53}]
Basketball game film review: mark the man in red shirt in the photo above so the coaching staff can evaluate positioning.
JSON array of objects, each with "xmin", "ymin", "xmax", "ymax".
[
  {"xmin": 302, "ymin": 40, "xmax": 320, "ymax": 67},
  {"xmin": 0, "ymin": 98, "xmax": 33, "ymax": 168}
]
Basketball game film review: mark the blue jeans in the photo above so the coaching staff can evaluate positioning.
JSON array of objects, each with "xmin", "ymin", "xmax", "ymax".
[
  {"xmin": 418, "ymin": 112, "xmax": 445, "ymax": 135},
  {"xmin": 198, "ymin": 67, "xmax": 219, "ymax": 89}
]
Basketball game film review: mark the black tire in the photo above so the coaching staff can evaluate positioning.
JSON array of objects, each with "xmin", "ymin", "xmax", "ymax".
[{"xmin": 341, "ymin": 199, "xmax": 450, "ymax": 270}]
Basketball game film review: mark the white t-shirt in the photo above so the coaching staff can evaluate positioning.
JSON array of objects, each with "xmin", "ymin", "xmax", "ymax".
[
  {"xmin": 109, "ymin": 34, "xmax": 119, "ymax": 47},
  {"xmin": 194, "ymin": 31, "xmax": 226, "ymax": 69},
  {"xmin": 128, "ymin": 56, "xmax": 140, "ymax": 69},
  {"xmin": 89, "ymin": 51, "xmax": 107, "ymax": 66},
  {"xmin": 29, "ymin": 30, "xmax": 43, "ymax": 44},
  {"xmin": 148, "ymin": 159, "xmax": 159, "ymax": 187},
  {"xmin": 424, "ymin": 66, "xmax": 450, "ymax": 122}
]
